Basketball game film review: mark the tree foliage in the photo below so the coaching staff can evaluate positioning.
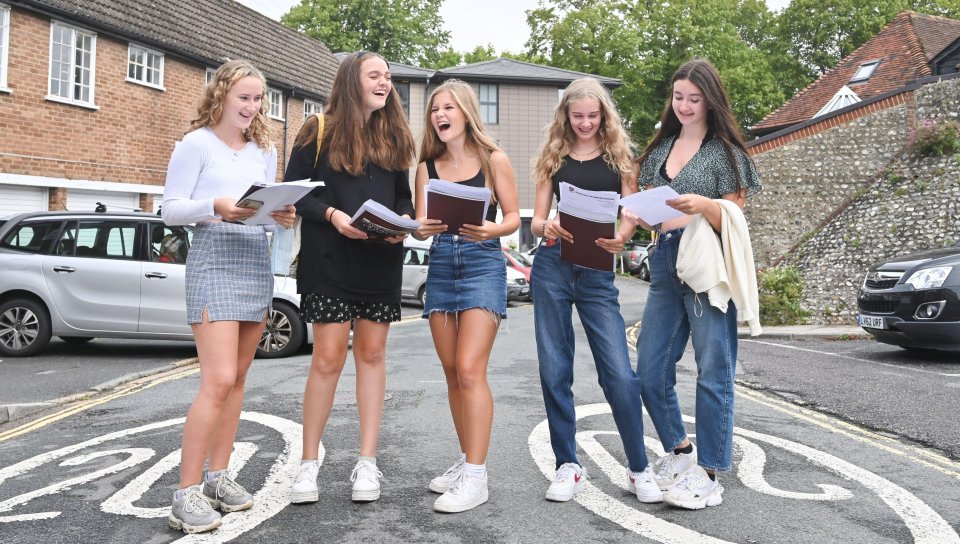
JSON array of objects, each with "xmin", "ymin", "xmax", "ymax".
[{"xmin": 280, "ymin": 0, "xmax": 451, "ymax": 67}]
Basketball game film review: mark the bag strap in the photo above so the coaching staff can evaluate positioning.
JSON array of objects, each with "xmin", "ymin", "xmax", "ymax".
[{"xmin": 313, "ymin": 112, "xmax": 325, "ymax": 167}]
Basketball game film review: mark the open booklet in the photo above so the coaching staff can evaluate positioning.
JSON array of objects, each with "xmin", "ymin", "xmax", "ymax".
[
  {"xmin": 557, "ymin": 182, "xmax": 619, "ymax": 271},
  {"xmin": 618, "ymin": 185, "xmax": 685, "ymax": 226},
  {"xmin": 235, "ymin": 179, "xmax": 324, "ymax": 225},
  {"xmin": 349, "ymin": 199, "xmax": 421, "ymax": 238},
  {"xmin": 425, "ymin": 178, "xmax": 491, "ymax": 235}
]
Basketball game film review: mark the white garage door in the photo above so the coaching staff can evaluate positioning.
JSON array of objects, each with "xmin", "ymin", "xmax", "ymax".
[
  {"xmin": 0, "ymin": 185, "xmax": 47, "ymax": 216},
  {"xmin": 68, "ymin": 189, "xmax": 139, "ymax": 213}
]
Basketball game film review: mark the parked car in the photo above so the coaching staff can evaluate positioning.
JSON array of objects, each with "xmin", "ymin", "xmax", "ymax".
[
  {"xmin": 401, "ymin": 238, "xmax": 430, "ymax": 306},
  {"xmin": 857, "ymin": 241, "xmax": 960, "ymax": 351},
  {"xmin": 620, "ymin": 241, "xmax": 653, "ymax": 279},
  {"xmin": 503, "ymin": 247, "xmax": 533, "ymax": 300},
  {"xmin": 506, "ymin": 264, "xmax": 530, "ymax": 302},
  {"xmin": 636, "ymin": 242, "xmax": 655, "ymax": 281},
  {"xmin": 0, "ymin": 210, "xmax": 311, "ymax": 358}
]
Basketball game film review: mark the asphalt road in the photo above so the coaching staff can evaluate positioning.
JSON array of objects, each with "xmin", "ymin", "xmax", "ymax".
[{"xmin": 0, "ymin": 281, "xmax": 957, "ymax": 543}]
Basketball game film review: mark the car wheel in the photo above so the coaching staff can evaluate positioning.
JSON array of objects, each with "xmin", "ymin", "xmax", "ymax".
[
  {"xmin": 638, "ymin": 262, "xmax": 650, "ymax": 282},
  {"xmin": 257, "ymin": 301, "xmax": 305, "ymax": 359},
  {"xmin": 0, "ymin": 297, "xmax": 52, "ymax": 357},
  {"xmin": 59, "ymin": 336, "xmax": 94, "ymax": 344},
  {"xmin": 418, "ymin": 286, "xmax": 427, "ymax": 308}
]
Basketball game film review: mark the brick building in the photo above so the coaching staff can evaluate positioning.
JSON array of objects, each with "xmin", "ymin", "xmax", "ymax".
[{"xmin": 0, "ymin": 0, "xmax": 337, "ymax": 216}]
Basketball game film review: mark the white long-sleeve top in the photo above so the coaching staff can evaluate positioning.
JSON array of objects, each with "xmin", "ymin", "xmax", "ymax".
[
  {"xmin": 676, "ymin": 200, "xmax": 762, "ymax": 336},
  {"xmin": 161, "ymin": 127, "xmax": 278, "ymax": 226}
]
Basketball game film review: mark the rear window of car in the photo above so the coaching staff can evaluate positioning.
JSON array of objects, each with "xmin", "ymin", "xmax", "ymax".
[
  {"xmin": 0, "ymin": 220, "xmax": 64, "ymax": 254},
  {"xmin": 55, "ymin": 220, "xmax": 138, "ymax": 259}
]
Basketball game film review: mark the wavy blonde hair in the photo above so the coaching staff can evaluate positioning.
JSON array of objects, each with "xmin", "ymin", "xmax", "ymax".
[
  {"xmin": 418, "ymin": 79, "xmax": 503, "ymax": 199},
  {"xmin": 533, "ymin": 78, "xmax": 634, "ymax": 186},
  {"xmin": 189, "ymin": 59, "xmax": 272, "ymax": 149}
]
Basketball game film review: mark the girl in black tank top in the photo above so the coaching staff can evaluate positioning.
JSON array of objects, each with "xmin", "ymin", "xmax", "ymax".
[{"xmin": 411, "ymin": 80, "xmax": 520, "ymax": 513}]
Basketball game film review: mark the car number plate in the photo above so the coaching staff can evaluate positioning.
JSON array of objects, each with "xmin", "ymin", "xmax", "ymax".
[{"xmin": 858, "ymin": 314, "xmax": 886, "ymax": 329}]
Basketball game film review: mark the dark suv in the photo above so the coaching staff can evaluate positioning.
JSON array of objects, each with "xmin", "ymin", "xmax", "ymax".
[
  {"xmin": 857, "ymin": 241, "xmax": 960, "ymax": 351},
  {"xmin": 0, "ymin": 210, "xmax": 308, "ymax": 357}
]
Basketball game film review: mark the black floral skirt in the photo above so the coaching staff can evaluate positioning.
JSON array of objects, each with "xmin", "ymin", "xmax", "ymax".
[{"xmin": 299, "ymin": 293, "xmax": 401, "ymax": 324}]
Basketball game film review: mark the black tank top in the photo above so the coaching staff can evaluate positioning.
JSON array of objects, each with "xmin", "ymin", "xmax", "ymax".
[
  {"xmin": 552, "ymin": 155, "xmax": 620, "ymax": 201},
  {"xmin": 427, "ymin": 159, "xmax": 499, "ymax": 222}
]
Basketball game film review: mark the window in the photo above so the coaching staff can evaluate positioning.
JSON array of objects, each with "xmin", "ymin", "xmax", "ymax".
[
  {"xmin": 150, "ymin": 224, "xmax": 191, "ymax": 264},
  {"xmin": 850, "ymin": 60, "xmax": 880, "ymax": 84},
  {"xmin": 127, "ymin": 44, "xmax": 164, "ymax": 89},
  {"xmin": 0, "ymin": 220, "xmax": 63, "ymax": 254},
  {"xmin": 48, "ymin": 21, "xmax": 97, "ymax": 107},
  {"xmin": 394, "ymin": 81, "xmax": 410, "ymax": 117},
  {"xmin": 268, "ymin": 88, "xmax": 284, "ymax": 120},
  {"xmin": 205, "ymin": 67, "xmax": 216, "ymax": 86},
  {"xmin": 813, "ymin": 85, "xmax": 861, "ymax": 118},
  {"xmin": 61, "ymin": 220, "xmax": 136, "ymax": 259},
  {"xmin": 303, "ymin": 99, "xmax": 323, "ymax": 119},
  {"xmin": 479, "ymin": 83, "xmax": 498, "ymax": 124},
  {"xmin": 0, "ymin": 4, "xmax": 10, "ymax": 91}
]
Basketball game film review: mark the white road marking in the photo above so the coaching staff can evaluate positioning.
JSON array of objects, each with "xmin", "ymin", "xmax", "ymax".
[
  {"xmin": 741, "ymin": 339, "xmax": 960, "ymax": 377},
  {"xmin": 529, "ymin": 403, "xmax": 960, "ymax": 543},
  {"xmin": 0, "ymin": 411, "xmax": 321, "ymax": 544}
]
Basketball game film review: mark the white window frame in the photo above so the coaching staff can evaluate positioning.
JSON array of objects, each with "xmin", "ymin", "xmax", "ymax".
[
  {"xmin": 267, "ymin": 88, "xmax": 284, "ymax": 120},
  {"xmin": 47, "ymin": 21, "xmax": 98, "ymax": 109},
  {"xmin": 394, "ymin": 81, "xmax": 410, "ymax": 117},
  {"xmin": 0, "ymin": 4, "xmax": 10, "ymax": 93},
  {"xmin": 205, "ymin": 67, "xmax": 216, "ymax": 86},
  {"xmin": 303, "ymin": 99, "xmax": 323, "ymax": 119},
  {"xmin": 126, "ymin": 43, "xmax": 164, "ymax": 90},
  {"xmin": 479, "ymin": 83, "xmax": 498, "ymax": 125},
  {"xmin": 850, "ymin": 60, "xmax": 880, "ymax": 84}
]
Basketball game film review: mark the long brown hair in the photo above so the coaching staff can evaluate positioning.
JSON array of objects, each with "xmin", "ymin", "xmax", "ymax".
[
  {"xmin": 418, "ymin": 79, "xmax": 502, "ymax": 199},
  {"xmin": 189, "ymin": 59, "xmax": 272, "ymax": 149},
  {"xmin": 639, "ymin": 58, "xmax": 750, "ymax": 191},
  {"xmin": 533, "ymin": 78, "xmax": 634, "ymax": 186},
  {"xmin": 293, "ymin": 51, "xmax": 414, "ymax": 175}
]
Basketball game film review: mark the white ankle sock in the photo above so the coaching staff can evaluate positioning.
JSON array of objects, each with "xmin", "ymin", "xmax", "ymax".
[
  {"xmin": 359, "ymin": 455, "xmax": 377, "ymax": 466},
  {"xmin": 462, "ymin": 462, "xmax": 486, "ymax": 479},
  {"xmin": 204, "ymin": 470, "xmax": 224, "ymax": 482}
]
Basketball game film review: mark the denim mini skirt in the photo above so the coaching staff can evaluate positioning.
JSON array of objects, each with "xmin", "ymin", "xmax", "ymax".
[
  {"xmin": 422, "ymin": 234, "xmax": 507, "ymax": 318},
  {"xmin": 185, "ymin": 221, "xmax": 271, "ymax": 324}
]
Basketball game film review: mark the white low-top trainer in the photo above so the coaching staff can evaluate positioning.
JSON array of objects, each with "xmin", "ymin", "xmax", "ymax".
[
  {"xmin": 350, "ymin": 459, "xmax": 383, "ymax": 502},
  {"xmin": 544, "ymin": 462, "xmax": 587, "ymax": 502},
  {"xmin": 627, "ymin": 465, "xmax": 664, "ymax": 503},
  {"xmin": 291, "ymin": 461, "xmax": 320, "ymax": 504},
  {"xmin": 433, "ymin": 472, "xmax": 489, "ymax": 513},
  {"xmin": 429, "ymin": 456, "xmax": 466, "ymax": 494}
]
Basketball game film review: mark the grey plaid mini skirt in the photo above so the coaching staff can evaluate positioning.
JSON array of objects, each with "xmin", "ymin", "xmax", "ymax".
[{"xmin": 185, "ymin": 222, "xmax": 272, "ymax": 324}]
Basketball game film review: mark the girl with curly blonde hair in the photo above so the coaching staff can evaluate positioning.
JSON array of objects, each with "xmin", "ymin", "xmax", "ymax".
[{"xmin": 529, "ymin": 77, "xmax": 661, "ymax": 505}]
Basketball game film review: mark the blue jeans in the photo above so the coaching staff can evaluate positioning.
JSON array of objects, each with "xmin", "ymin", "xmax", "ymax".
[
  {"xmin": 635, "ymin": 229, "xmax": 738, "ymax": 471},
  {"xmin": 531, "ymin": 241, "xmax": 649, "ymax": 472}
]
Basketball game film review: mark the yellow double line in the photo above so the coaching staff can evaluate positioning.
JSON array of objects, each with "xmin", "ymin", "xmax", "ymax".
[{"xmin": 0, "ymin": 364, "xmax": 199, "ymax": 443}]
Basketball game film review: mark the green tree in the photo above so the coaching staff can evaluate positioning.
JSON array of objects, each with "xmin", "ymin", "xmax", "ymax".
[
  {"xmin": 280, "ymin": 0, "xmax": 451, "ymax": 67},
  {"xmin": 424, "ymin": 48, "xmax": 463, "ymax": 69},
  {"xmin": 527, "ymin": 0, "xmax": 786, "ymax": 143},
  {"xmin": 774, "ymin": 0, "xmax": 960, "ymax": 77}
]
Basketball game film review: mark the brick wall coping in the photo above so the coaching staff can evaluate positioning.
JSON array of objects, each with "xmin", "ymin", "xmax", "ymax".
[{"xmin": 0, "ymin": 173, "xmax": 165, "ymax": 194}]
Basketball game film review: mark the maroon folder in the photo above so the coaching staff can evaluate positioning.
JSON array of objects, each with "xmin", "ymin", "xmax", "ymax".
[
  {"xmin": 558, "ymin": 211, "xmax": 616, "ymax": 271},
  {"xmin": 426, "ymin": 191, "xmax": 488, "ymax": 235}
]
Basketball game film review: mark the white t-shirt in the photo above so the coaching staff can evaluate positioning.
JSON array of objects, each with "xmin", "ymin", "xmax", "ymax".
[{"xmin": 161, "ymin": 127, "xmax": 278, "ymax": 225}]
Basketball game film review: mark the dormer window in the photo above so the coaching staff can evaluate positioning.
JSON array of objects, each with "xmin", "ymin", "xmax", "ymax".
[
  {"xmin": 850, "ymin": 60, "xmax": 880, "ymax": 84},
  {"xmin": 814, "ymin": 85, "xmax": 861, "ymax": 118}
]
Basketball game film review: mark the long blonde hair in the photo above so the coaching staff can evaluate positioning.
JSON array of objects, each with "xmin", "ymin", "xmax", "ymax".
[
  {"xmin": 418, "ymin": 79, "xmax": 502, "ymax": 198},
  {"xmin": 189, "ymin": 59, "xmax": 272, "ymax": 149},
  {"xmin": 533, "ymin": 78, "xmax": 634, "ymax": 186},
  {"xmin": 293, "ymin": 51, "xmax": 414, "ymax": 175}
]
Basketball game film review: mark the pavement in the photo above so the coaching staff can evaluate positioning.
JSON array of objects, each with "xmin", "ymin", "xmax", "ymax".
[{"xmin": 0, "ymin": 275, "xmax": 866, "ymax": 427}]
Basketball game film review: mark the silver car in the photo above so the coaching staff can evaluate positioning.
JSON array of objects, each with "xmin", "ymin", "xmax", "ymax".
[
  {"xmin": 0, "ymin": 210, "xmax": 310, "ymax": 358},
  {"xmin": 402, "ymin": 238, "xmax": 430, "ymax": 306}
]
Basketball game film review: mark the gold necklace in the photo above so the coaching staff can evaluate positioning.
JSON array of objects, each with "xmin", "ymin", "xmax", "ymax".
[{"xmin": 570, "ymin": 144, "xmax": 601, "ymax": 163}]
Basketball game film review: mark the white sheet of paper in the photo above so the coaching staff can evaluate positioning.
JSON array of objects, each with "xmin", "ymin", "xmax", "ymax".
[
  {"xmin": 237, "ymin": 179, "xmax": 324, "ymax": 225},
  {"xmin": 619, "ymin": 186, "xmax": 686, "ymax": 225},
  {"xmin": 558, "ymin": 182, "xmax": 619, "ymax": 220}
]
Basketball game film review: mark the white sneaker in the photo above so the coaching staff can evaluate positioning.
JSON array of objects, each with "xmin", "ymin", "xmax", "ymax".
[
  {"xmin": 350, "ymin": 459, "xmax": 383, "ymax": 502},
  {"xmin": 664, "ymin": 465, "xmax": 723, "ymax": 509},
  {"xmin": 429, "ymin": 456, "xmax": 465, "ymax": 494},
  {"xmin": 627, "ymin": 465, "xmax": 664, "ymax": 503},
  {"xmin": 545, "ymin": 462, "xmax": 587, "ymax": 502},
  {"xmin": 291, "ymin": 461, "xmax": 320, "ymax": 504},
  {"xmin": 433, "ymin": 472, "xmax": 489, "ymax": 513},
  {"xmin": 653, "ymin": 444, "xmax": 697, "ymax": 491}
]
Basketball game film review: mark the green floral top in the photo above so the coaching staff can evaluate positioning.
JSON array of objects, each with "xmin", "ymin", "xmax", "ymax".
[{"xmin": 639, "ymin": 134, "xmax": 762, "ymax": 199}]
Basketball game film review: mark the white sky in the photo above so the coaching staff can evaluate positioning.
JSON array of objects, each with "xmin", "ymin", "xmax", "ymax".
[{"xmin": 237, "ymin": 0, "xmax": 793, "ymax": 55}]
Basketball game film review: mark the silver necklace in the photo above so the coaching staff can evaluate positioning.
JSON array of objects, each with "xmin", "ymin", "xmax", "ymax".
[
  {"xmin": 570, "ymin": 144, "xmax": 601, "ymax": 163},
  {"xmin": 214, "ymin": 127, "xmax": 243, "ymax": 160}
]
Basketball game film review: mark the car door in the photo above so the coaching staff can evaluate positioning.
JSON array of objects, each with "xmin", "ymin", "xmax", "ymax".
[
  {"xmin": 138, "ymin": 223, "xmax": 192, "ymax": 334},
  {"xmin": 401, "ymin": 246, "xmax": 429, "ymax": 298},
  {"xmin": 42, "ymin": 219, "xmax": 140, "ymax": 332}
]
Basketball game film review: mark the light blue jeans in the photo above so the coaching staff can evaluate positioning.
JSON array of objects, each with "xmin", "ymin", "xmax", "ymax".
[
  {"xmin": 635, "ymin": 229, "xmax": 738, "ymax": 471},
  {"xmin": 531, "ymin": 241, "xmax": 650, "ymax": 473}
]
